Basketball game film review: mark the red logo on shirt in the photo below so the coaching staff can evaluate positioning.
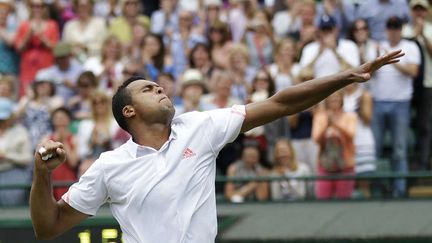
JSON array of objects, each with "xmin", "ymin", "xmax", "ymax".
[{"xmin": 183, "ymin": 148, "xmax": 196, "ymax": 159}]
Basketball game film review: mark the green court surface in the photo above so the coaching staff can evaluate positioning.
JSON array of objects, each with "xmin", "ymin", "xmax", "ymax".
[{"xmin": 1, "ymin": 200, "xmax": 432, "ymax": 242}]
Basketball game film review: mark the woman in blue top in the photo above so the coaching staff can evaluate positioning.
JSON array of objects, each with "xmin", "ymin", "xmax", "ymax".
[{"xmin": 141, "ymin": 33, "xmax": 175, "ymax": 80}]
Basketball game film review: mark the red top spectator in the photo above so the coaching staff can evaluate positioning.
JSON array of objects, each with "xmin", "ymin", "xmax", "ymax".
[{"xmin": 14, "ymin": 0, "xmax": 59, "ymax": 96}]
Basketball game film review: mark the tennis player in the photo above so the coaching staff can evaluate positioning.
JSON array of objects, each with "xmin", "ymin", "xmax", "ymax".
[{"xmin": 30, "ymin": 50, "xmax": 403, "ymax": 242}]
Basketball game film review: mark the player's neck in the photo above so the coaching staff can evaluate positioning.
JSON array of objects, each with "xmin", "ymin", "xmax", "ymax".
[{"xmin": 131, "ymin": 124, "xmax": 171, "ymax": 150}]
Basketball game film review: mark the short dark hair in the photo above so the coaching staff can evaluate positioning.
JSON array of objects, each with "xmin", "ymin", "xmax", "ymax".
[
  {"xmin": 386, "ymin": 16, "xmax": 403, "ymax": 29},
  {"xmin": 112, "ymin": 76, "xmax": 144, "ymax": 132},
  {"xmin": 156, "ymin": 72, "xmax": 175, "ymax": 82},
  {"xmin": 189, "ymin": 42, "xmax": 211, "ymax": 68},
  {"xmin": 51, "ymin": 106, "xmax": 74, "ymax": 123},
  {"xmin": 77, "ymin": 71, "xmax": 99, "ymax": 87}
]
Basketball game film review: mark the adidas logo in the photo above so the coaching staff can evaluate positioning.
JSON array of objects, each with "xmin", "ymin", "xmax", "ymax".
[{"xmin": 183, "ymin": 148, "xmax": 196, "ymax": 159}]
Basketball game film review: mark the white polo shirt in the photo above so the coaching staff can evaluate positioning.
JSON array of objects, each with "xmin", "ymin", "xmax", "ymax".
[
  {"xmin": 62, "ymin": 105, "xmax": 246, "ymax": 243},
  {"xmin": 367, "ymin": 39, "xmax": 421, "ymax": 101},
  {"xmin": 300, "ymin": 39, "xmax": 360, "ymax": 78}
]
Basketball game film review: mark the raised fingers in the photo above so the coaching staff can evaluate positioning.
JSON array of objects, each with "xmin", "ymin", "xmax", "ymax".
[{"xmin": 382, "ymin": 49, "xmax": 404, "ymax": 62}]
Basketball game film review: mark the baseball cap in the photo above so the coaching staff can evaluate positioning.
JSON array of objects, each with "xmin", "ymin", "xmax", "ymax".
[
  {"xmin": 386, "ymin": 16, "xmax": 403, "ymax": 29},
  {"xmin": 318, "ymin": 15, "xmax": 337, "ymax": 30},
  {"xmin": 181, "ymin": 69, "xmax": 206, "ymax": 89},
  {"xmin": 53, "ymin": 42, "xmax": 72, "ymax": 58},
  {"xmin": 0, "ymin": 97, "xmax": 14, "ymax": 120},
  {"xmin": 410, "ymin": 0, "xmax": 430, "ymax": 8}
]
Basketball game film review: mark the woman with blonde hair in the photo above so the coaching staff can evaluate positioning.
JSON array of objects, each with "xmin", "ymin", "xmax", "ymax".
[
  {"xmin": 242, "ymin": 10, "xmax": 275, "ymax": 69},
  {"xmin": 84, "ymin": 35, "xmax": 124, "ymax": 92},
  {"xmin": 267, "ymin": 38, "xmax": 301, "ymax": 91},
  {"xmin": 225, "ymin": 43, "xmax": 256, "ymax": 103},
  {"xmin": 270, "ymin": 138, "xmax": 310, "ymax": 201},
  {"xmin": 76, "ymin": 91, "xmax": 121, "ymax": 176},
  {"xmin": 312, "ymin": 91, "xmax": 357, "ymax": 199}
]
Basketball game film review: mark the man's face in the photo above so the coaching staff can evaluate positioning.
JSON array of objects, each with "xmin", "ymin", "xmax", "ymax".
[
  {"xmin": 56, "ymin": 56, "xmax": 71, "ymax": 70},
  {"xmin": 126, "ymin": 80, "xmax": 175, "ymax": 125},
  {"xmin": 412, "ymin": 5, "xmax": 428, "ymax": 19},
  {"xmin": 386, "ymin": 27, "xmax": 402, "ymax": 44}
]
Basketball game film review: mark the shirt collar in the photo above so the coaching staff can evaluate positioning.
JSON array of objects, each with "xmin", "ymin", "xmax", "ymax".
[{"xmin": 125, "ymin": 125, "xmax": 178, "ymax": 158}]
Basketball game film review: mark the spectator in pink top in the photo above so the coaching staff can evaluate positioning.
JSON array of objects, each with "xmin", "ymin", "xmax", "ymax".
[
  {"xmin": 14, "ymin": 0, "xmax": 59, "ymax": 96},
  {"xmin": 312, "ymin": 91, "xmax": 357, "ymax": 199}
]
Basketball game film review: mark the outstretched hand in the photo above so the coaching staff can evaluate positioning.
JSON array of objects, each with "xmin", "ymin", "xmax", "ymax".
[{"xmin": 350, "ymin": 49, "xmax": 405, "ymax": 83}]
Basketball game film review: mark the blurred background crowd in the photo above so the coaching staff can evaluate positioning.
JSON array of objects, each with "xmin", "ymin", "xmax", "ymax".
[{"xmin": 0, "ymin": 0, "xmax": 431, "ymax": 206}]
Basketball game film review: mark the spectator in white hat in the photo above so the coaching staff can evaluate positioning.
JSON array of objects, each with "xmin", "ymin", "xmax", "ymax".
[
  {"xmin": 175, "ymin": 68, "xmax": 216, "ymax": 116},
  {"xmin": 36, "ymin": 41, "xmax": 84, "ymax": 105},
  {"xmin": 15, "ymin": 70, "xmax": 63, "ymax": 150}
]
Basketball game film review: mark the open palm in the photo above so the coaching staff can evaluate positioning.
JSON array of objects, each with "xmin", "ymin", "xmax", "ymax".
[{"xmin": 351, "ymin": 49, "xmax": 405, "ymax": 83}]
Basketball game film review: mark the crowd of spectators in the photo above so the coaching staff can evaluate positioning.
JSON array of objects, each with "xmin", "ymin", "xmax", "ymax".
[{"xmin": 0, "ymin": 0, "xmax": 431, "ymax": 206}]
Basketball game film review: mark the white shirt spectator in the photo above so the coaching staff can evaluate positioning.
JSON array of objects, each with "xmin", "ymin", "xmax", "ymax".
[
  {"xmin": 271, "ymin": 11, "xmax": 300, "ymax": 38},
  {"xmin": 228, "ymin": 7, "xmax": 247, "ymax": 42},
  {"xmin": 150, "ymin": 9, "xmax": 179, "ymax": 35},
  {"xmin": 367, "ymin": 39, "xmax": 421, "ymax": 101},
  {"xmin": 62, "ymin": 106, "xmax": 246, "ymax": 243},
  {"xmin": 83, "ymin": 56, "xmax": 124, "ymax": 90},
  {"xmin": 268, "ymin": 63, "xmax": 301, "ymax": 91},
  {"xmin": 270, "ymin": 162, "xmax": 310, "ymax": 201},
  {"xmin": 76, "ymin": 119, "xmax": 120, "ymax": 160},
  {"xmin": 300, "ymin": 39, "xmax": 360, "ymax": 78},
  {"xmin": 62, "ymin": 17, "xmax": 107, "ymax": 58},
  {"xmin": 36, "ymin": 59, "xmax": 83, "ymax": 104}
]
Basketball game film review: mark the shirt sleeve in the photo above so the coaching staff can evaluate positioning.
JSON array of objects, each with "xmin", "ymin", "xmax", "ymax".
[
  {"xmin": 204, "ymin": 105, "xmax": 246, "ymax": 152},
  {"xmin": 61, "ymin": 159, "xmax": 108, "ymax": 216},
  {"xmin": 342, "ymin": 41, "xmax": 360, "ymax": 67},
  {"xmin": 405, "ymin": 41, "xmax": 421, "ymax": 65}
]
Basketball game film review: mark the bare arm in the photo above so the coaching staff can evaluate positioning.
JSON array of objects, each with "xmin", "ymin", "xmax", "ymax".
[
  {"xmin": 225, "ymin": 164, "xmax": 269, "ymax": 202},
  {"xmin": 330, "ymin": 113, "xmax": 357, "ymax": 140},
  {"xmin": 359, "ymin": 91, "xmax": 373, "ymax": 124},
  {"xmin": 15, "ymin": 28, "xmax": 32, "ymax": 52},
  {"xmin": 254, "ymin": 180, "xmax": 269, "ymax": 201},
  {"xmin": 421, "ymin": 33, "xmax": 432, "ymax": 57},
  {"xmin": 392, "ymin": 63, "xmax": 419, "ymax": 77},
  {"xmin": 30, "ymin": 140, "xmax": 88, "ymax": 240},
  {"xmin": 241, "ymin": 50, "xmax": 404, "ymax": 132}
]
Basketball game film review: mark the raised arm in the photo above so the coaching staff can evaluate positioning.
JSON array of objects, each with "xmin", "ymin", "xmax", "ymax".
[
  {"xmin": 30, "ymin": 140, "xmax": 88, "ymax": 240},
  {"xmin": 241, "ymin": 50, "xmax": 404, "ymax": 132}
]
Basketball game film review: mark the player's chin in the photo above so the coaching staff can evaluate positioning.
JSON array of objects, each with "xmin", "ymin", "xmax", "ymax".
[{"xmin": 162, "ymin": 105, "xmax": 175, "ymax": 118}]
